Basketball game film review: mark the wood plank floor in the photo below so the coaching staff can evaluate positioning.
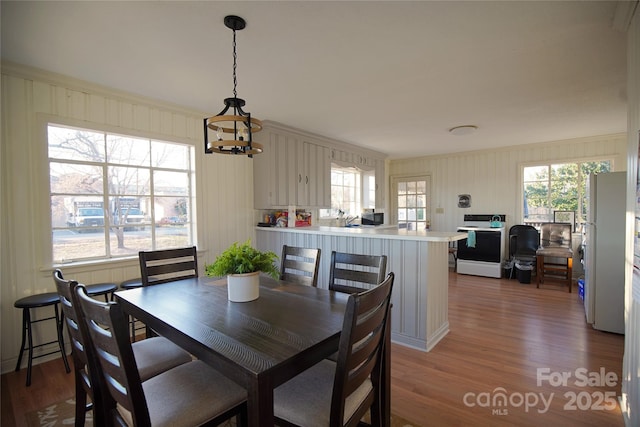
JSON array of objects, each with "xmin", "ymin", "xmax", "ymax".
[
  {"xmin": 392, "ymin": 271, "xmax": 625, "ymax": 426},
  {"xmin": 1, "ymin": 271, "xmax": 624, "ymax": 426}
]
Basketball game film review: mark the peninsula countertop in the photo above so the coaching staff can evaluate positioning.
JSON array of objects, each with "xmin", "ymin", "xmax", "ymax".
[
  {"xmin": 255, "ymin": 225, "xmax": 467, "ymax": 242},
  {"xmin": 255, "ymin": 224, "xmax": 464, "ymax": 351}
]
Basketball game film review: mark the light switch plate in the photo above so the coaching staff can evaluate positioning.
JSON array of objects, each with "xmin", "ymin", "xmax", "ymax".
[{"xmin": 436, "ymin": 207, "xmax": 444, "ymax": 214}]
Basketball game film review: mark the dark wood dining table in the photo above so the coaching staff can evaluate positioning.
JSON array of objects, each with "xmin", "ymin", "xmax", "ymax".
[{"xmin": 115, "ymin": 275, "xmax": 351, "ymax": 426}]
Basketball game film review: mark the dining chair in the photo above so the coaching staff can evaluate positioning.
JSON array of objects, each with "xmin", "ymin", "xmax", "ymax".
[
  {"xmin": 328, "ymin": 251, "xmax": 387, "ymax": 294},
  {"xmin": 138, "ymin": 246, "xmax": 198, "ymax": 286},
  {"xmin": 273, "ymin": 272, "xmax": 394, "ymax": 427},
  {"xmin": 280, "ymin": 245, "xmax": 321, "ymax": 287},
  {"xmin": 139, "ymin": 246, "xmax": 199, "ymax": 337},
  {"xmin": 74, "ymin": 283, "xmax": 248, "ymax": 427},
  {"xmin": 53, "ymin": 269, "xmax": 194, "ymax": 427}
]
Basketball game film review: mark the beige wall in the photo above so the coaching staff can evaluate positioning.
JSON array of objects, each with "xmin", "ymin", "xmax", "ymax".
[
  {"xmin": 0, "ymin": 63, "xmax": 256, "ymax": 373},
  {"xmin": 387, "ymin": 134, "xmax": 627, "ymax": 233}
]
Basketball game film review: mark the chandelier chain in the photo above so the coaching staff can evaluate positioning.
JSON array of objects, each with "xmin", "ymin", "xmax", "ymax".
[{"xmin": 232, "ymin": 28, "xmax": 238, "ymax": 99}]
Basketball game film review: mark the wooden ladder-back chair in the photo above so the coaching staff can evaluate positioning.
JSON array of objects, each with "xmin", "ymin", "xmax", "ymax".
[
  {"xmin": 139, "ymin": 246, "xmax": 199, "ymax": 337},
  {"xmin": 139, "ymin": 246, "xmax": 198, "ymax": 286},
  {"xmin": 54, "ymin": 269, "xmax": 193, "ymax": 426},
  {"xmin": 273, "ymin": 272, "xmax": 395, "ymax": 427},
  {"xmin": 329, "ymin": 251, "xmax": 387, "ymax": 294},
  {"xmin": 75, "ymin": 284, "xmax": 248, "ymax": 427},
  {"xmin": 280, "ymin": 245, "xmax": 321, "ymax": 287},
  {"xmin": 53, "ymin": 269, "xmax": 106, "ymax": 427}
]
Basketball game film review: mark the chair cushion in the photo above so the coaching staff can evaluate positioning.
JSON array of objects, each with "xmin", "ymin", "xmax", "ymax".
[
  {"xmin": 132, "ymin": 336, "xmax": 193, "ymax": 381},
  {"xmin": 273, "ymin": 359, "xmax": 373, "ymax": 427},
  {"xmin": 536, "ymin": 247, "xmax": 573, "ymax": 258},
  {"xmin": 117, "ymin": 360, "xmax": 246, "ymax": 427}
]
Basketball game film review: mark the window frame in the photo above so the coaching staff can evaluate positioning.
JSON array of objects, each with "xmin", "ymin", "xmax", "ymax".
[
  {"xmin": 519, "ymin": 157, "xmax": 614, "ymax": 230},
  {"xmin": 44, "ymin": 119, "xmax": 198, "ymax": 267},
  {"xmin": 390, "ymin": 174, "xmax": 431, "ymax": 230},
  {"xmin": 320, "ymin": 163, "xmax": 375, "ymax": 218}
]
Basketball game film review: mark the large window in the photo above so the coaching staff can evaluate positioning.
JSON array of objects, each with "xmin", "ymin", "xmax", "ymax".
[
  {"xmin": 522, "ymin": 160, "xmax": 611, "ymax": 229},
  {"xmin": 49, "ymin": 124, "xmax": 196, "ymax": 263}
]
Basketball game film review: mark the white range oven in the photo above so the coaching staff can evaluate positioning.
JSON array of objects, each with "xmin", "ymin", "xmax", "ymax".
[{"xmin": 456, "ymin": 214, "xmax": 506, "ymax": 278}]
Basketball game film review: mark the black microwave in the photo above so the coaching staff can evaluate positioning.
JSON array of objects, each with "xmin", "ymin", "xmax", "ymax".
[{"xmin": 361, "ymin": 212, "xmax": 384, "ymax": 226}]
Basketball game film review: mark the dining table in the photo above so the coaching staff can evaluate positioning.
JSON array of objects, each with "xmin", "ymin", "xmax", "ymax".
[{"xmin": 115, "ymin": 275, "xmax": 356, "ymax": 426}]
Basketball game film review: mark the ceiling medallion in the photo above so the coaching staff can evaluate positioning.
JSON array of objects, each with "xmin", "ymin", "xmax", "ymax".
[{"xmin": 204, "ymin": 15, "xmax": 263, "ymax": 157}]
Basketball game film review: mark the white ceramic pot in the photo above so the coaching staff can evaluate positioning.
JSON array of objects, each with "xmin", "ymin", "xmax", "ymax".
[{"xmin": 227, "ymin": 272, "xmax": 260, "ymax": 302}]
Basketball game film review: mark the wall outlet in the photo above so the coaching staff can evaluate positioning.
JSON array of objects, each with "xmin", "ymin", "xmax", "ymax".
[{"xmin": 436, "ymin": 207, "xmax": 445, "ymax": 214}]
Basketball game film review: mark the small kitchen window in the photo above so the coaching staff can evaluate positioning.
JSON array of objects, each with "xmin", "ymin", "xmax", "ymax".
[{"xmin": 319, "ymin": 164, "xmax": 375, "ymax": 218}]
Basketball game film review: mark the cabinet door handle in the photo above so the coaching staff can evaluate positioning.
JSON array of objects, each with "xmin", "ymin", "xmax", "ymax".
[
  {"xmin": 299, "ymin": 174, "xmax": 302, "ymax": 183},
  {"xmin": 306, "ymin": 176, "xmax": 309, "ymax": 184}
]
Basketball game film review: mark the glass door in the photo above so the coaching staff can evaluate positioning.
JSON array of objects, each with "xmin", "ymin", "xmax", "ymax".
[{"xmin": 390, "ymin": 175, "xmax": 431, "ymax": 230}]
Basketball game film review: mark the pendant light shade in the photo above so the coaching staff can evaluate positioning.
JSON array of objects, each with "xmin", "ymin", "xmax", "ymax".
[{"xmin": 204, "ymin": 15, "xmax": 263, "ymax": 157}]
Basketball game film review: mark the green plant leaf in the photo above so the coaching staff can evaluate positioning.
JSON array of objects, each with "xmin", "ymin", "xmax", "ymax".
[{"xmin": 205, "ymin": 239, "xmax": 279, "ymax": 279}]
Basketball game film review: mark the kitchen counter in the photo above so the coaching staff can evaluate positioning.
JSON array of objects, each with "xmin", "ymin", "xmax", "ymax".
[
  {"xmin": 256, "ymin": 225, "xmax": 467, "ymax": 242},
  {"xmin": 255, "ymin": 226, "xmax": 467, "ymax": 352}
]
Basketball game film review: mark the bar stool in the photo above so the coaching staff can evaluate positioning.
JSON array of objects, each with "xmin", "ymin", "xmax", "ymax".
[
  {"xmin": 14, "ymin": 292, "xmax": 71, "ymax": 386},
  {"xmin": 120, "ymin": 277, "xmax": 143, "ymax": 290},
  {"xmin": 120, "ymin": 278, "xmax": 144, "ymax": 340},
  {"xmin": 85, "ymin": 282, "xmax": 118, "ymax": 302}
]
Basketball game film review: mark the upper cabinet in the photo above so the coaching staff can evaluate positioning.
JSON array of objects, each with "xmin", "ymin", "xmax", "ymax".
[
  {"xmin": 253, "ymin": 130, "xmax": 297, "ymax": 209},
  {"xmin": 295, "ymin": 140, "xmax": 331, "ymax": 208},
  {"xmin": 253, "ymin": 122, "xmax": 386, "ymax": 210}
]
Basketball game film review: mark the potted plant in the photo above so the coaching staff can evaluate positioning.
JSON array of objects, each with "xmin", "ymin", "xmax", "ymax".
[{"xmin": 205, "ymin": 240, "xmax": 279, "ymax": 302}]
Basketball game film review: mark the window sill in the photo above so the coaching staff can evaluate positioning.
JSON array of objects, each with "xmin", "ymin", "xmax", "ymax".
[{"xmin": 43, "ymin": 256, "xmax": 140, "ymax": 274}]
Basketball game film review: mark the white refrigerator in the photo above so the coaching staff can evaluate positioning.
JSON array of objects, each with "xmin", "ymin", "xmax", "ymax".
[{"xmin": 583, "ymin": 171, "xmax": 626, "ymax": 334}]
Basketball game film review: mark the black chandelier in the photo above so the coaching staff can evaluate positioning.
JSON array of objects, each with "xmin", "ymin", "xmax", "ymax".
[{"xmin": 204, "ymin": 15, "xmax": 263, "ymax": 157}]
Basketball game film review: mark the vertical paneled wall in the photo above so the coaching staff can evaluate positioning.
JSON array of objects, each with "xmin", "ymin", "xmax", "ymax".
[
  {"xmin": 255, "ymin": 229, "xmax": 452, "ymax": 351},
  {"xmin": 388, "ymin": 134, "xmax": 627, "ymax": 233},
  {"xmin": 622, "ymin": 5, "xmax": 640, "ymax": 426},
  {"xmin": 0, "ymin": 63, "xmax": 255, "ymax": 373}
]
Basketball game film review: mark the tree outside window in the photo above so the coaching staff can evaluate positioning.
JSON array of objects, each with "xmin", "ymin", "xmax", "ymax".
[{"xmin": 523, "ymin": 160, "xmax": 611, "ymax": 229}]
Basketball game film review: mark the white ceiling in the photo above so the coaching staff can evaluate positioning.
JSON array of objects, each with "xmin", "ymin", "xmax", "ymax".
[{"xmin": 0, "ymin": 1, "xmax": 628, "ymax": 158}]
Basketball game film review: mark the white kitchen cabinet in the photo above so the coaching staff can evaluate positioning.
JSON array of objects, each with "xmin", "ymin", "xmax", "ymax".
[
  {"xmin": 253, "ymin": 130, "xmax": 297, "ymax": 209},
  {"xmin": 253, "ymin": 125, "xmax": 330, "ymax": 209},
  {"xmin": 254, "ymin": 122, "xmax": 384, "ymax": 210},
  {"xmin": 295, "ymin": 140, "xmax": 331, "ymax": 207}
]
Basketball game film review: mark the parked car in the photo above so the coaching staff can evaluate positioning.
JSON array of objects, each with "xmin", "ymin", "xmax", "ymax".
[{"xmin": 159, "ymin": 216, "xmax": 183, "ymax": 226}]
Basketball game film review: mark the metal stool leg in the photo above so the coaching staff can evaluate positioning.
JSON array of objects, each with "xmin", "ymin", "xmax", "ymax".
[
  {"xmin": 25, "ymin": 308, "xmax": 34, "ymax": 387},
  {"xmin": 15, "ymin": 304, "xmax": 71, "ymax": 386},
  {"xmin": 14, "ymin": 308, "xmax": 28, "ymax": 374},
  {"xmin": 55, "ymin": 305, "xmax": 70, "ymax": 373},
  {"xmin": 15, "ymin": 308, "xmax": 32, "ymax": 386}
]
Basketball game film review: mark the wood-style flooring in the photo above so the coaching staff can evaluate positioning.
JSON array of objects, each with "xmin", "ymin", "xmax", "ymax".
[
  {"xmin": 392, "ymin": 271, "xmax": 625, "ymax": 426},
  {"xmin": 1, "ymin": 271, "xmax": 625, "ymax": 426}
]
